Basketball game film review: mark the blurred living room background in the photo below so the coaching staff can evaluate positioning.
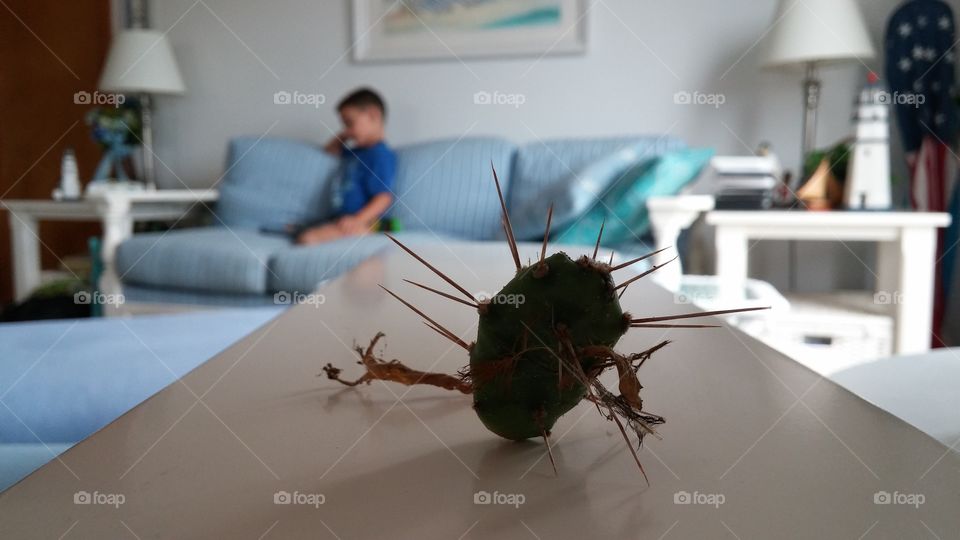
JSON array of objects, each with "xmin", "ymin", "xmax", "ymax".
[{"xmin": 1, "ymin": 0, "xmax": 959, "ymax": 492}]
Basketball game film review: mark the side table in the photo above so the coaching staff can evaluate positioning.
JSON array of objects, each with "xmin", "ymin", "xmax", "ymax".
[
  {"xmin": 3, "ymin": 190, "xmax": 218, "ymax": 301},
  {"xmin": 706, "ymin": 210, "xmax": 952, "ymax": 355}
]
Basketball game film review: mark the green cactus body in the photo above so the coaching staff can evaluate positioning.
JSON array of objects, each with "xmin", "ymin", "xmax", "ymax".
[
  {"xmin": 470, "ymin": 252, "xmax": 627, "ymax": 440},
  {"xmin": 321, "ymin": 167, "xmax": 765, "ymax": 478}
]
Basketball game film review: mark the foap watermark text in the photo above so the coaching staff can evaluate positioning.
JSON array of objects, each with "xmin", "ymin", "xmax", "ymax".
[
  {"xmin": 274, "ymin": 90, "xmax": 327, "ymax": 108},
  {"xmin": 473, "ymin": 91, "xmax": 526, "ymax": 109},
  {"xmin": 673, "ymin": 90, "xmax": 725, "ymax": 109},
  {"xmin": 474, "ymin": 490, "xmax": 525, "ymax": 508}
]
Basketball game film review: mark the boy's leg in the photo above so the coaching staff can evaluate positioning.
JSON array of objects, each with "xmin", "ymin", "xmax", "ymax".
[{"xmin": 296, "ymin": 223, "xmax": 344, "ymax": 245}]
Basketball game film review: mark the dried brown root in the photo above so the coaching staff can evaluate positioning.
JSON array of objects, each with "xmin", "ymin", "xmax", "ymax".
[
  {"xmin": 321, "ymin": 332, "xmax": 472, "ymax": 394},
  {"xmin": 573, "ymin": 341, "xmax": 669, "ymax": 484}
]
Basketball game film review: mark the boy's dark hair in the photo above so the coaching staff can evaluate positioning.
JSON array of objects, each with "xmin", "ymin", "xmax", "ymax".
[{"xmin": 337, "ymin": 88, "xmax": 387, "ymax": 118}]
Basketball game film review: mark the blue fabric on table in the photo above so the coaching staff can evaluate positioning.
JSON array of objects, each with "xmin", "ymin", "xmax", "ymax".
[
  {"xmin": 0, "ymin": 307, "xmax": 282, "ymax": 491},
  {"xmin": 508, "ymin": 136, "xmax": 686, "ymax": 240},
  {"xmin": 554, "ymin": 148, "xmax": 715, "ymax": 247},
  {"xmin": 0, "ymin": 444, "xmax": 73, "ymax": 493},
  {"xmin": 391, "ymin": 137, "xmax": 517, "ymax": 240},
  {"xmin": 215, "ymin": 137, "xmax": 340, "ymax": 230},
  {"xmin": 116, "ymin": 228, "xmax": 291, "ymax": 294}
]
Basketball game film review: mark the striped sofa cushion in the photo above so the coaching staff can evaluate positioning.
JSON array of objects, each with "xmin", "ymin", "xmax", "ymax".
[
  {"xmin": 215, "ymin": 137, "xmax": 339, "ymax": 230},
  {"xmin": 116, "ymin": 228, "xmax": 290, "ymax": 294},
  {"xmin": 391, "ymin": 137, "xmax": 517, "ymax": 240},
  {"xmin": 266, "ymin": 231, "xmax": 444, "ymax": 293},
  {"xmin": 508, "ymin": 135, "xmax": 686, "ymax": 239}
]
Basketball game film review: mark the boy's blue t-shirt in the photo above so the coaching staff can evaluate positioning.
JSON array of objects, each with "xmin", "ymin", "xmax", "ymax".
[{"xmin": 335, "ymin": 141, "xmax": 396, "ymax": 216}]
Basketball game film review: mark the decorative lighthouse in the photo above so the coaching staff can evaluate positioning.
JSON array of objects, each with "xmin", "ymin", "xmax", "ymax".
[{"xmin": 845, "ymin": 72, "xmax": 892, "ymax": 209}]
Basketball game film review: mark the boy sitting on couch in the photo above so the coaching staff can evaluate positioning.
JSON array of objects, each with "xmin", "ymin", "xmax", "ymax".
[{"xmin": 297, "ymin": 88, "xmax": 397, "ymax": 245}]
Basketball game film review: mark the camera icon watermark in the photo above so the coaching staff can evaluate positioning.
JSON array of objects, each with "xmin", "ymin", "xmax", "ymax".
[
  {"xmin": 673, "ymin": 291, "xmax": 712, "ymax": 305},
  {"xmin": 74, "ymin": 290, "xmax": 125, "ymax": 306},
  {"xmin": 475, "ymin": 291, "xmax": 525, "ymax": 309},
  {"xmin": 473, "ymin": 91, "xmax": 526, "ymax": 109},
  {"xmin": 273, "ymin": 90, "xmax": 326, "ymax": 108},
  {"xmin": 473, "ymin": 490, "xmax": 525, "ymax": 508},
  {"xmin": 273, "ymin": 291, "xmax": 326, "ymax": 307},
  {"xmin": 673, "ymin": 490, "xmax": 725, "ymax": 508},
  {"xmin": 873, "ymin": 290, "xmax": 904, "ymax": 305},
  {"xmin": 873, "ymin": 490, "xmax": 924, "ymax": 508},
  {"xmin": 74, "ymin": 490, "xmax": 125, "ymax": 508},
  {"xmin": 876, "ymin": 90, "xmax": 925, "ymax": 108},
  {"xmin": 673, "ymin": 90, "xmax": 725, "ymax": 109},
  {"xmin": 273, "ymin": 490, "xmax": 325, "ymax": 508},
  {"xmin": 74, "ymin": 90, "xmax": 126, "ymax": 107}
]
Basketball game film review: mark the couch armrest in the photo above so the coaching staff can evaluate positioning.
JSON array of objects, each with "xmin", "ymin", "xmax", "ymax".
[{"xmin": 646, "ymin": 195, "xmax": 715, "ymax": 291}]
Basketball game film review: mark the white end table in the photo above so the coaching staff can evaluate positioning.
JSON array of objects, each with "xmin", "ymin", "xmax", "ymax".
[
  {"xmin": 706, "ymin": 210, "xmax": 952, "ymax": 355},
  {"xmin": 646, "ymin": 194, "xmax": 715, "ymax": 291},
  {"xmin": 3, "ymin": 190, "xmax": 218, "ymax": 301}
]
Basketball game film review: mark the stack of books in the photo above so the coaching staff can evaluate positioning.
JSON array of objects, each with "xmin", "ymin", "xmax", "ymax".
[{"xmin": 709, "ymin": 156, "xmax": 780, "ymax": 210}]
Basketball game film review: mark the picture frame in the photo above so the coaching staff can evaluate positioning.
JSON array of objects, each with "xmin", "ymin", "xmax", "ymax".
[{"xmin": 352, "ymin": 0, "xmax": 588, "ymax": 62}]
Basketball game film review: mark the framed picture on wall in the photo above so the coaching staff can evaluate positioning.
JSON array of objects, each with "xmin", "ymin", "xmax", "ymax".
[{"xmin": 352, "ymin": 0, "xmax": 588, "ymax": 62}]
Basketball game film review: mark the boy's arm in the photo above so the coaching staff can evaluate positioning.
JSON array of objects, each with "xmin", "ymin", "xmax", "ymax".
[
  {"xmin": 338, "ymin": 193, "xmax": 393, "ymax": 234},
  {"xmin": 354, "ymin": 193, "xmax": 393, "ymax": 225},
  {"xmin": 344, "ymin": 149, "xmax": 396, "ymax": 232}
]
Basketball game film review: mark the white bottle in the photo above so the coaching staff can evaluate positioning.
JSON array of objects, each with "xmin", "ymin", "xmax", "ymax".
[
  {"xmin": 845, "ymin": 73, "xmax": 892, "ymax": 209},
  {"xmin": 59, "ymin": 148, "xmax": 82, "ymax": 200}
]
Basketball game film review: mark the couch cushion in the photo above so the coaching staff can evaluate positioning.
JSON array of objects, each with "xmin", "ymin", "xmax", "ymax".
[
  {"xmin": 267, "ymin": 232, "xmax": 443, "ymax": 294},
  {"xmin": 215, "ymin": 137, "xmax": 339, "ymax": 230},
  {"xmin": 508, "ymin": 135, "xmax": 686, "ymax": 240},
  {"xmin": 392, "ymin": 137, "xmax": 516, "ymax": 240},
  {"xmin": 555, "ymin": 148, "xmax": 715, "ymax": 246},
  {"xmin": 116, "ymin": 228, "xmax": 290, "ymax": 294}
]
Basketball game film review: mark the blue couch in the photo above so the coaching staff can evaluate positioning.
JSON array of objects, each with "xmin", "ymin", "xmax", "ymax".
[{"xmin": 116, "ymin": 135, "xmax": 685, "ymax": 306}]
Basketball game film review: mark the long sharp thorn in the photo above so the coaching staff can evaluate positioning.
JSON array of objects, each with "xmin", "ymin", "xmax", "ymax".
[
  {"xmin": 631, "ymin": 323, "xmax": 721, "ymax": 329},
  {"xmin": 379, "ymin": 285, "xmax": 469, "ymax": 350},
  {"xmin": 631, "ymin": 306, "xmax": 770, "ymax": 324},
  {"xmin": 608, "ymin": 250, "xmax": 615, "ymax": 266},
  {"xmin": 593, "ymin": 218, "xmax": 605, "ymax": 260},
  {"xmin": 540, "ymin": 203, "xmax": 554, "ymax": 264},
  {"xmin": 614, "ymin": 256, "xmax": 679, "ymax": 291},
  {"xmin": 618, "ymin": 284, "xmax": 629, "ymax": 299},
  {"xmin": 542, "ymin": 429, "xmax": 558, "ymax": 477},
  {"xmin": 423, "ymin": 322, "xmax": 469, "ymax": 351},
  {"xmin": 609, "ymin": 405, "xmax": 648, "ymax": 485},
  {"xmin": 610, "ymin": 247, "xmax": 672, "ymax": 271},
  {"xmin": 384, "ymin": 234, "xmax": 475, "ymax": 303},
  {"xmin": 491, "ymin": 163, "xmax": 521, "ymax": 271},
  {"xmin": 403, "ymin": 279, "xmax": 478, "ymax": 308},
  {"xmin": 500, "ymin": 218, "xmax": 522, "ymax": 273}
]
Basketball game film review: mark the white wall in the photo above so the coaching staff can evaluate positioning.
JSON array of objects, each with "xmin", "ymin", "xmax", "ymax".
[
  {"xmin": 148, "ymin": 0, "xmax": 915, "ymax": 292},
  {"xmin": 150, "ymin": 0, "xmax": 910, "ymax": 186}
]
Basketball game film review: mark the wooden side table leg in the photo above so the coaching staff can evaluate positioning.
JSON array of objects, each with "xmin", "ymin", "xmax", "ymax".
[
  {"xmin": 715, "ymin": 226, "xmax": 749, "ymax": 302},
  {"xmin": 9, "ymin": 211, "xmax": 42, "ymax": 302},
  {"xmin": 893, "ymin": 227, "xmax": 938, "ymax": 354}
]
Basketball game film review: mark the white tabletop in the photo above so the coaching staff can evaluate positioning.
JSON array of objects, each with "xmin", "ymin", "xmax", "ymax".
[
  {"xmin": 1, "ymin": 242, "xmax": 957, "ymax": 539},
  {"xmin": 707, "ymin": 209, "xmax": 951, "ymax": 228},
  {"xmin": 2, "ymin": 190, "xmax": 218, "ymax": 213}
]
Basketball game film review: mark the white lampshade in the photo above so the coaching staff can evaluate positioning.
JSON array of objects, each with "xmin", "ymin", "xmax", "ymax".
[
  {"xmin": 763, "ymin": 0, "xmax": 875, "ymax": 68},
  {"xmin": 99, "ymin": 29, "xmax": 185, "ymax": 94}
]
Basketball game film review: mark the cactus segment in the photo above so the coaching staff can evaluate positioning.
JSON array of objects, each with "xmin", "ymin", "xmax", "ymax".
[{"xmin": 321, "ymin": 166, "xmax": 769, "ymax": 481}]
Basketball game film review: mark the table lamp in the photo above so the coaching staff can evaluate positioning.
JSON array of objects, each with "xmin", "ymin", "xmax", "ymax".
[
  {"xmin": 99, "ymin": 29, "xmax": 185, "ymax": 190},
  {"xmin": 763, "ymin": 0, "xmax": 875, "ymax": 189}
]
